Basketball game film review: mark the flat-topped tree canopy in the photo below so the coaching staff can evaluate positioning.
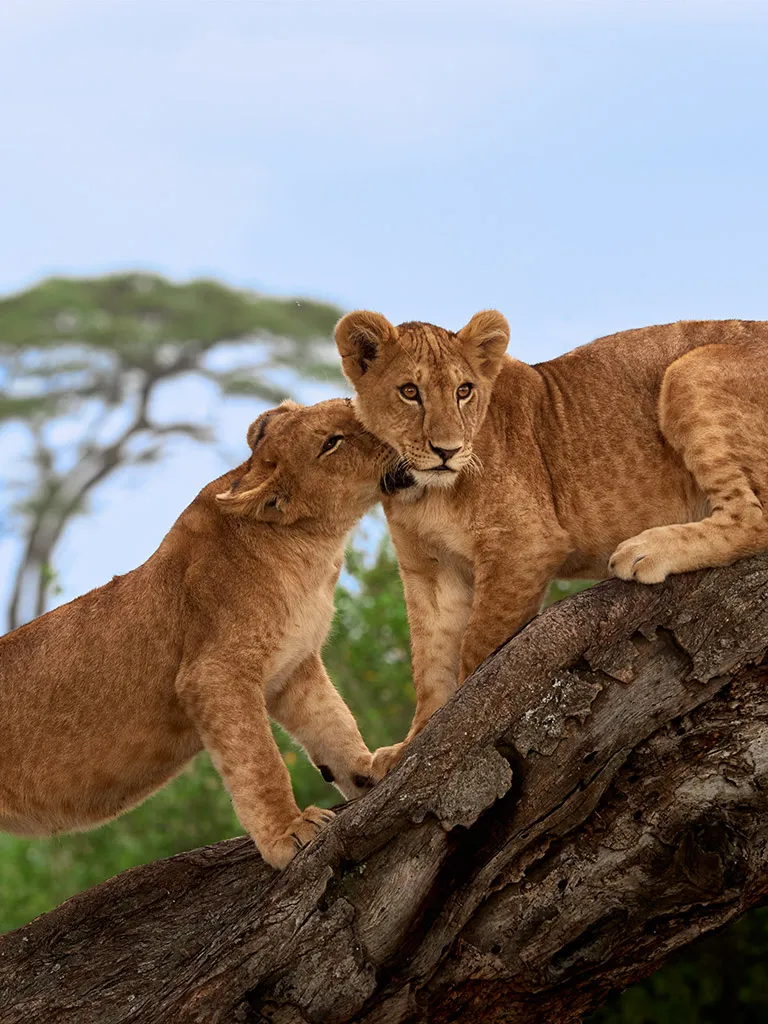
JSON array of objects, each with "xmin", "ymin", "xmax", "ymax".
[{"xmin": 0, "ymin": 272, "xmax": 345, "ymax": 630}]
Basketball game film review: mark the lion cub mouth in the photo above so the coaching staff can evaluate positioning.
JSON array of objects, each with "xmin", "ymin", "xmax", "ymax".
[
  {"xmin": 380, "ymin": 464, "xmax": 416, "ymax": 495},
  {"xmin": 379, "ymin": 458, "xmax": 465, "ymax": 496}
]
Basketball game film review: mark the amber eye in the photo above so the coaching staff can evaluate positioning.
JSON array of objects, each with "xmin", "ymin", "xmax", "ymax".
[
  {"xmin": 456, "ymin": 382, "xmax": 473, "ymax": 401},
  {"xmin": 399, "ymin": 383, "xmax": 420, "ymax": 402},
  {"xmin": 320, "ymin": 435, "xmax": 343, "ymax": 455}
]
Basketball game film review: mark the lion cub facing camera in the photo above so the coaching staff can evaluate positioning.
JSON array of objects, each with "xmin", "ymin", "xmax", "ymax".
[
  {"xmin": 336, "ymin": 312, "xmax": 768, "ymax": 776},
  {"xmin": 0, "ymin": 399, "xmax": 389, "ymax": 869}
]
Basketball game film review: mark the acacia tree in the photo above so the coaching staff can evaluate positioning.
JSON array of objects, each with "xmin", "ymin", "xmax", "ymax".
[{"xmin": 0, "ymin": 272, "xmax": 343, "ymax": 630}]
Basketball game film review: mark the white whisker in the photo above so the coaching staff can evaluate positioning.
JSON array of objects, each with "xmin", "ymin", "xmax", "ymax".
[{"xmin": 464, "ymin": 452, "xmax": 484, "ymax": 478}]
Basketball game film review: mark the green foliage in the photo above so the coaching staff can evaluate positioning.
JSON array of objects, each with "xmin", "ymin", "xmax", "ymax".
[
  {"xmin": 0, "ymin": 273, "xmax": 342, "ymax": 371},
  {"xmin": 0, "ymin": 731, "xmax": 363, "ymax": 933},
  {"xmin": 545, "ymin": 578, "xmax": 595, "ymax": 605},
  {"xmin": 0, "ymin": 272, "xmax": 343, "ymax": 431},
  {"xmin": 0, "ymin": 756, "xmax": 241, "ymax": 930},
  {"xmin": 324, "ymin": 542, "xmax": 415, "ymax": 749},
  {"xmin": 590, "ymin": 907, "xmax": 768, "ymax": 1023},
  {"xmin": 0, "ymin": 395, "xmax": 52, "ymax": 422}
]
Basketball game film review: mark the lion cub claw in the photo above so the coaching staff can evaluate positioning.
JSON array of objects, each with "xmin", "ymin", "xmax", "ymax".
[{"xmin": 263, "ymin": 806, "xmax": 335, "ymax": 870}]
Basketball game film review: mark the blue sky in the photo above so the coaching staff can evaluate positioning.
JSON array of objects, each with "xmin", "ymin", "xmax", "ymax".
[{"xmin": 2, "ymin": 0, "xmax": 768, "ymax": 617}]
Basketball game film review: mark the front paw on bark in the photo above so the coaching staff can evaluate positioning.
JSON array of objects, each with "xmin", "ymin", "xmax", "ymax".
[
  {"xmin": 371, "ymin": 742, "xmax": 407, "ymax": 781},
  {"xmin": 323, "ymin": 754, "xmax": 377, "ymax": 799},
  {"xmin": 260, "ymin": 806, "xmax": 335, "ymax": 869},
  {"xmin": 609, "ymin": 527, "xmax": 681, "ymax": 583},
  {"xmin": 349, "ymin": 759, "xmax": 377, "ymax": 796},
  {"xmin": 350, "ymin": 750, "xmax": 378, "ymax": 793}
]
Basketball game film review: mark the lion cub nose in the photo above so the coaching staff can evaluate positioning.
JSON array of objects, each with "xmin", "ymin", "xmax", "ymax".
[{"xmin": 429, "ymin": 442, "xmax": 462, "ymax": 462}]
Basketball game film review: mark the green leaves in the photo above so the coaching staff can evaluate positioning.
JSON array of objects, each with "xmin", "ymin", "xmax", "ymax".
[
  {"xmin": 0, "ymin": 273, "xmax": 345, "ymax": 422},
  {"xmin": 217, "ymin": 374, "xmax": 292, "ymax": 404},
  {"xmin": 0, "ymin": 274, "xmax": 345, "ymax": 372},
  {"xmin": 324, "ymin": 539, "xmax": 414, "ymax": 750},
  {"xmin": 0, "ymin": 394, "xmax": 54, "ymax": 423}
]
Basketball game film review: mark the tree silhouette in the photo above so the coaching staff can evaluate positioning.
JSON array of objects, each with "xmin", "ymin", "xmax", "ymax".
[{"xmin": 0, "ymin": 272, "xmax": 343, "ymax": 629}]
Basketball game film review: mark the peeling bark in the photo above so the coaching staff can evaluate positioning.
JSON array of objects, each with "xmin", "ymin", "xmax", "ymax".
[{"xmin": 2, "ymin": 555, "xmax": 768, "ymax": 1023}]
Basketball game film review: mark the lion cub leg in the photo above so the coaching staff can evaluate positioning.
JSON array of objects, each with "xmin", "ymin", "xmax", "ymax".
[
  {"xmin": 458, "ymin": 531, "xmax": 565, "ymax": 683},
  {"xmin": 267, "ymin": 654, "xmax": 374, "ymax": 800},
  {"xmin": 610, "ymin": 344, "xmax": 768, "ymax": 583},
  {"xmin": 370, "ymin": 553, "xmax": 474, "ymax": 780},
  {"xmin": 177, "ymin": 658, "xmax": 333, "ymax": 870}
]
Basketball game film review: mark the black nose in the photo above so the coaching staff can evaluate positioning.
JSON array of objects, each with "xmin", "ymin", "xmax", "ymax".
[{"xmin": 429, "ymin": 443, "xmax": 461, "ymax": 463}]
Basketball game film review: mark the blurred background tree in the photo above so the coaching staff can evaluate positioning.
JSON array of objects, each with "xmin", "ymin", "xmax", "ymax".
[
  {"xmin": 1, "ymin": 274, "xmax": 767, "ymax": 1022},
  {"xmin": 0, "ymin": 272, "xmax": 342, "ymax": 630}
]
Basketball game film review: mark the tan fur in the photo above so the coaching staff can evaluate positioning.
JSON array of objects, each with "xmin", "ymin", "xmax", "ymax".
[
  {"xmin": 336, "ymin": 313, "xmax": 768, "ymax": 775},
  {"xmin": 0, "ymin": 399, "xmax": 391, "ymax": 868}
]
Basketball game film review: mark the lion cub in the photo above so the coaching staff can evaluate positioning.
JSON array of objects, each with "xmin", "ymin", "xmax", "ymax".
[
  {"xmin": 0, "ymin": 399, "xmax": 389, "ymax": 868},
  {"xmin": 336, "ymin": 312, "xmax": 768, "ymax": 774}
]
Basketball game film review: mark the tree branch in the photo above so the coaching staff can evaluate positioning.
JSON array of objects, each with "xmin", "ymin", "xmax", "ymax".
[
  {"xmin": 6, "ymin": 371, "xmax": 212, "ymax": 628},
  {"xmin": 2, "ymin": 555, "xmax": 768, "ymax": 1023}
]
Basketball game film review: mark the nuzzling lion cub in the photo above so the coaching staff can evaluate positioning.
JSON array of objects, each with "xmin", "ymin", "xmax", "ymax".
[
  {"xmin": 336, "ymin": 312, "xmax": 768, "ymax": 774},
  {"xmin": 0, "ymin": 399, "xmax": 389, "ymax": 868}
]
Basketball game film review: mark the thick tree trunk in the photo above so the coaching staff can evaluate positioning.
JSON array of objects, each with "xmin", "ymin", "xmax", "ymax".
[{"xmin": 2, "ymin": 555, "xmax": 768, "ymax": 1024}]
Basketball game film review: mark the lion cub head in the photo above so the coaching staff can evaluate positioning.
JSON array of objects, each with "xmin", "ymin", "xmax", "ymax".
[
  {"xmin": 216, "ymin": 398, "xmax": 391, "ymax": 525},
  {"xmin": 335, "ymin": 311, "xmax": 509, "ymax": 490}
]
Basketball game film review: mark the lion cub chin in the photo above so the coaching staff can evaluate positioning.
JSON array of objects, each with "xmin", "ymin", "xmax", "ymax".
[{"xmin": 0, "ymin": 399, "xmax": 389, "ymax": 870}]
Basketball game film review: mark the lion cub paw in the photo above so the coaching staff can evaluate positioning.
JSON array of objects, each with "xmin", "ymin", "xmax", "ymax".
[
  {"xmin": 323, "ymin": 753, "xmax": 377, "ymax": 800},
  {"xmin": 609, "ymin": 527, "xmax": 683, "ymax": 584},
  {"xmin": 261, "ymin": 806, "xmax": 335, "ymax": 870},
  {"xmin": 347, "ymin": 753, "xmax": 377, "ymax": 797},
  {"xmin": 371, "ymin": 742, "xmax": 407, "ymax": 781}
]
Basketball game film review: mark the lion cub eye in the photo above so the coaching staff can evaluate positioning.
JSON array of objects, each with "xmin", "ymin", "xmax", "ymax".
[
  {"xmin": 398, "ymin": 383, "xmax": 420, "ymax": 402},
  {"xmin": 319, "ymin": 435, "xmax": 344, "ymax": 456},
  {"xmin": 456, "ymin": 382, "xmax": 474, "ymax": 401}
]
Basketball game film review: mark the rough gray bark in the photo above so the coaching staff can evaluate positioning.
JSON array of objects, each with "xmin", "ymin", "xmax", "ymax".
[{"xmin": 2, "ymin": 555, "xmax": 768, "ymax": 1024}]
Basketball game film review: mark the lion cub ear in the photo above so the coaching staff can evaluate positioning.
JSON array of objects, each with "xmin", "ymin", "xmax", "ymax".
[
  {"xmin": 457, "ymin": 310, "xmax": 510, "ymax": 377},
  {"xmin": 335, "ymin": 311, "xmax": 398, "ymax": 383},
  {"xmin": 245, "ymin": 399, "xmax": 301, "ymax": 451},
  {"xmin": 216, "ymin": 400, "xmax": 302, "ymax": 516}
]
